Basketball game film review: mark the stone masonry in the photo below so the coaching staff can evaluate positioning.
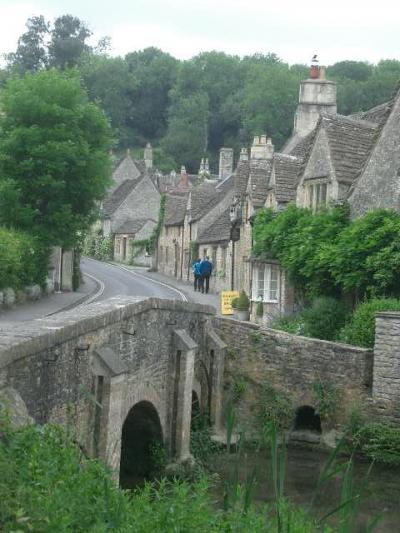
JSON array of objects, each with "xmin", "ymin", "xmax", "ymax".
[{"xmin": 0, "ymin": 297, "xmax": 226, "ymax": 476}]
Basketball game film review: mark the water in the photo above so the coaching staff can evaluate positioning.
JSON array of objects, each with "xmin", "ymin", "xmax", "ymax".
[{"xmin": 209, "ymin": 444, "xmax": 400, "ymax": 532}]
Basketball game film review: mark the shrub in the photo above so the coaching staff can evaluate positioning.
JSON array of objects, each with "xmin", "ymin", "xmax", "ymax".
[
  {"xmin": 258, "ymin": 382, "xmax": 293, "ymax": 432},
  {"xmin": 0, "ymin": 227, "xmax": 49, "ymax": 290},
  {"xmin": 84, "ymin": 234, "xmax": 113, "ymax": 261},
  {"xmin": 302, "ymin": 297, "xmax": 348, "ymax": 341},
  {"xmin": 339, "ymin": 298, "xmax": 400, "ymax": 347},
  {"xmin": 255, "ymin": 300, "xmax": 263, "ymax": 317},
  {"xmin": 353, "ymin": 422, "xmax": 400, "ymax": 466},
  {"xmin": 271, "ymin": 314, "xmax": 305, "ymax": 335},
  {"xmin": 234, "ymin": 290, "xmax": 250, "ymax": 310}
]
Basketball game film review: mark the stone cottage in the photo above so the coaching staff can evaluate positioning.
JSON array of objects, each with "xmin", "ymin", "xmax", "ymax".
[
  {"xmin": 100, "ymin": 146, "xmax": 161, "ymax": 265},
  {"xmin": 251, "ymin": 72, "xmax": 400, "ymax": 324}
]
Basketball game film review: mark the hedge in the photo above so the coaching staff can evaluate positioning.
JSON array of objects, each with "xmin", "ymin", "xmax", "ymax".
[{"xmin": 0, "ymin": 227, "xmax": 49, "ymax": 290}]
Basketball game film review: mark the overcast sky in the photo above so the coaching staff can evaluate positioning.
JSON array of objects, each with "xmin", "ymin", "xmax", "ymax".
[{"xmin": 1, "ymin": 0, "xmax": 399, "ymax": 66}]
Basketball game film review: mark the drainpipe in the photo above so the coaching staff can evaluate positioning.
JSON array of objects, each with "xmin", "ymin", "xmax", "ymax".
[
  {"xmin": 231, "ymin": 241, "xmax": 235, "ymax": 290},
  {"xmin": 180, "ymin": 224, "xmax": 184, "ymax": 279}
]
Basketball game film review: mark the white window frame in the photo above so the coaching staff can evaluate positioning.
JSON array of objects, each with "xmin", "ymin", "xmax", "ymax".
[
  {"xmin": 252, "ymin": 263, "xmax": 279, "ymax": 303},
  {"xmin": 306, "ymin": 180, "xmax": 328, "ymax": 211}
]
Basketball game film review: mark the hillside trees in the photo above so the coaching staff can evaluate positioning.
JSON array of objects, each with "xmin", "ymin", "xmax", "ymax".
[{"xmin": 0, "ymin": 70, "xmax": 113, "ymax": 248}]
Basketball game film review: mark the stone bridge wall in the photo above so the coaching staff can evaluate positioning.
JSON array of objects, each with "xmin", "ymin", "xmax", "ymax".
[
  {"xmin": 214, "ymin": 317, "xmax": 373, "ymax": 435},
  {"xmin": 0, "ymin": 297, "xmax": 225, "ymax": 475}
]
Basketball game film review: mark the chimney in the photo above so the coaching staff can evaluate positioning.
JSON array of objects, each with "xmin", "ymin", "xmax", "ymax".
[
  {"xmin": 204, "ymin": 158, "xmax": 209, "ymax": 173},
  {"xmin": 199, "ymin": 158, "xmax": 205, "ymax": 173},
  {"xmin": 293, "ymin": 56, "xmax": 337, "ymax": 138},
  {"xmin": 179, "ymin": 165, "xmax": 189, "ymax": 189},
  {"xmin": 144, "ymin": 142, "xmax": 153, "ymax": 169},
  {"xmin": 219, "ymin": 147, "xmax": 234, "ymax": 179},
  {"xmin": 239, "ymin": 147, "xmax": 248, "ymax": 161},
  {"xmin": 250, "ymin": 134, "xmax": 274, "ymax": 159}
]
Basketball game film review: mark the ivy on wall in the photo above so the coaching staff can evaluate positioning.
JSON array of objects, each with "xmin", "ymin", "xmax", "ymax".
[{"xmin": 253, "ymin": 204, "xmax": 400, "ymax": 302}]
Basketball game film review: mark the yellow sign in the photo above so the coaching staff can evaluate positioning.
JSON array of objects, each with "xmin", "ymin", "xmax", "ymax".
[{"xmin": 220, "ymin": 291, "xmax": 240, "ymax": 315}]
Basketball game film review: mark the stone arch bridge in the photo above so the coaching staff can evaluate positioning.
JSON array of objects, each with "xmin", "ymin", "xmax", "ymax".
[{"xmin": 0, "ymin": 297, "xmax": 226, "ymax": 479}]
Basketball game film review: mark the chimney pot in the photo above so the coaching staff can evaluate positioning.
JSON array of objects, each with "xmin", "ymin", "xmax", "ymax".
[{"xmin": 260, "ymin": 134, "xmax": 267, "ymax": 144}]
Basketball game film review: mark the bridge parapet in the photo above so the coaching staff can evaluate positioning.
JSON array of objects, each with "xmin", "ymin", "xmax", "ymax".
[{"xmin": 0, "ymin": 297, "xmax": 225, "ymax": 478}]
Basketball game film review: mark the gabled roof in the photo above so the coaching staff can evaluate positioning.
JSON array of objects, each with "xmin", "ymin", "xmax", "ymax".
[
  {"xmin": 349, "ymin": 101, "xmax": 392, "ymax": 126},
  {"xmin": 248, "ymin": 159, "xmax": 273, "ymax": 207},
  {"xmin": 102, "ymin": 179, "xmax": 140, "ymax": 217},
  {"xmin": 115, "ymin": 218, "xmax": 154, "ymax": 235},
  {"xmin": 197, "ymin": 208, "xmax": 231, "ymax": 244},
  {"xmin": 234, "ymin": 159, "xmax": 250, "ymax": 197},
  {"xmin": 288, "ymin": 129, "xmax": 317, "ymax": 160},
  {"xmin": 321, "ymin": 114, "xmax": 379, "ymax": 184},
  {"xmin": 164, "ymin": 194, "xmax": 188, "ymax": 226},
  {"xmin": 271, "ymin": 154, "xmax": 302, "ymax": 204},
  {"xmin": 189, "ymin": 178, "xmax": 233, "ymax": 222}
]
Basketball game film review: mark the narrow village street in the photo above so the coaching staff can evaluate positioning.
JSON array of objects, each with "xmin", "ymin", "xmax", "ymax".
[{"xmin": 0, "ymin": 258, "xmax": 220, "ymax": 326}]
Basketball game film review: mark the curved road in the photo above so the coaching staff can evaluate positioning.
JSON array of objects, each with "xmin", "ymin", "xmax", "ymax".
[{"xmin": 82, "ymin": 258, "xmax": 187, "ymax": 303}]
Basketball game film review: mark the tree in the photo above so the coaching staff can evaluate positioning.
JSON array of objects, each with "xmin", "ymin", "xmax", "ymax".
[
  {"xmin": 125, "ymin": 48, "xmax": 179, "ymax": 142},
  {"xmin": 80, "ymin": 55, "xmax": 138, "ymax": 147},
  {"xmin": 0, "ymin": 70, "xmax": 113, "ymax": 248},
  {"xmin": 48, "ymin": 15, "xmax": 92, "ymax": 70},
  {"xmin": 5, "ymin": 16, "xmax": 50, "ymax": 74}
]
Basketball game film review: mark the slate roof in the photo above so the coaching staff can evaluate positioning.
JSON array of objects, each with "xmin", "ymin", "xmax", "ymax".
[
  {"xmin": 102, "ymin": 179, "xmax": 140, "ymax": 217},
  {"xmin": 349, "ymin": 101, "xmax": 392, "ymax": 126},
  {"xmin": 321, "ymin": 114, "xmax": 379, "ymax": 184},
  {"xmin": 115, "ymin": 218, "xmax": 153, "ymax": 235},
  {"xmin": 197, "ymin": 208, "xmax": 231, "ymax": 244},
  {"xmin": 234, "ymin": 159, "xmax": 250, "ymax": 197},
  {"xmin": 248, "ymin": 159, "xmax": 273, "ymax": 207},
  {"xmin": 189, "ymin": 177, "xmax": 233, "ymax": 222},
  {"xmin": 288, "ymin": 129, "xmax": 317, "ymax": 160},
  {"xmin": 164, "ymin": 194, "xmax": 188, "ymax": 226},
  {"xmin": 271, "ymin": 154, "xmax": 302, "ymax": 203}
]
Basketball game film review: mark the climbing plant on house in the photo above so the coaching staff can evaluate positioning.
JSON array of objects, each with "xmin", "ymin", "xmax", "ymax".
[{"xmin": 253, "ymin": 205, "xmax": 400, "ymax": 303}]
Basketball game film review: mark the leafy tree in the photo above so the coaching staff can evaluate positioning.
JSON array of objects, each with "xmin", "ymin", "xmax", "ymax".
[
  {"xmin": 48, "ymin": 15, "xmax": 92, "ymax": 69},
  {"xmin": 162, "ymin": 62, "xmax": 209, "ymax": 171},
  {"xmin": 0, "ymin": 70, "xmax": 113, "ymax": 248},
  {"xmin": 125, "ymin": 47, "xmax": 179, "ymax": 142},
  {"xmin": 5, "ymin": 16, "xmax": 50, "ymax": 74},
  {"xmin": 80, "ymin": 55, "xmax": 138, "ymax": 147},
  {"xmin": 327, "ymin": 60, "xmax": 373, "ymax": 82}
]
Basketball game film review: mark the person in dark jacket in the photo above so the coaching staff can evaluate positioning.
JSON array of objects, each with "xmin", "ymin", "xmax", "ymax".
[
  {"xmin": 199, "ymin": 256, "xmax": 213, "ymax": 294},
  {"xmin": 192, "ymin": 258, "xmax": 202, "ymax": 291}
]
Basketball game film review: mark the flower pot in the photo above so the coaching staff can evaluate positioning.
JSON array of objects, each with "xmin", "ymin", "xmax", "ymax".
[{"xmin": 235, "ymin": 309, "xmax": 250, "ymax": 321}]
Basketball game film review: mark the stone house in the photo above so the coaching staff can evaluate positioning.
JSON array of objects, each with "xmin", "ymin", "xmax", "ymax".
[
  {"xmin": 113, "ymin": 219, "xmax": 156, "ymax": 266},
  {"xmin": 157, "ymin": 194, "xmax": 188, "ymax": 278},
  {"xmin": 157, "ymin": 170, "xmax": 234, "ymax": 288},
  {"xmin": 100, "ymin": 147, "xmax": 161, "ymax": 266},
  {"xmin": 250, "ymin": 72, "xmax": 400, "ymax": 324}
]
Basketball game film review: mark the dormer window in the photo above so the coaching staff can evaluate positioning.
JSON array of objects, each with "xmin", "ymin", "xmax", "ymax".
[{"xmin": 307, "ymin": 180, "xmax": 327, "ymax": 211}]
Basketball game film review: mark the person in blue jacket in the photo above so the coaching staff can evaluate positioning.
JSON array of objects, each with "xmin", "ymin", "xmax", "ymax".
[
  {"xmin": 199, "ymin": 256, "xmax": 213, "ymax": 294},
  {"xmin": 192, "ymin": 258, "xmax": 202, "ymax": 291}
]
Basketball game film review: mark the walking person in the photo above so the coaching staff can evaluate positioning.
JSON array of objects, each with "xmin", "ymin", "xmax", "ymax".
[
  {"xmin": 200, "ymin": 256, "xmax": 213, "ymax": 294},
  {"xmin": 192, "ymin": 258, "xmax": 202, "ymax": 291}
]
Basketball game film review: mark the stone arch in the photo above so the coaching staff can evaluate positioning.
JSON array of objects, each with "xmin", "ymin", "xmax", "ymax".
[
  {"xmin": 293, "ymin": 405, "xmax": 322, "ymax": 433},
  {"xmin": 119, "ymin": 400, "xmax": 163, "ymax": 488}
]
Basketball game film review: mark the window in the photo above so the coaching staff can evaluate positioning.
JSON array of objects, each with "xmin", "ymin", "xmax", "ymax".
[
  {"xmin": 203, "ymin": 248, "xmax": 208, "ymax": 258},
  {"xmin": 211, "ymin": 246, "xmax": 217, "ymax": 266},
  {"xmin": 307, "ymin": 182, "xmax": 328, "ymax": 211},
  {"xmin": 252, "ymin": 263, "xmax": 279, "ymax": 302}
]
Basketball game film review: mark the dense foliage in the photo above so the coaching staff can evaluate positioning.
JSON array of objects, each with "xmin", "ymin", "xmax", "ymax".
[
  {"xmin": 339, "ymin": 298, "xmax": 400, "ymax": 348},
  {"xmin": 353, "ymin": 422, "xmax": 400, "ymax": 466},
  {"xmin": 0, "ymin": 419, "xmax": 324, "ymax": 532},
  {"xmin": 253, "ymin": 206, "xmax": 400, "ymax": 303},
  {"xmin": 0, "ymin": 69, "xmax": 113, "ymax": 248},
  {"xmin": 302, "ymin": 297, "xmax": 348, "ymax": 341},
  {"xmin": 0, "ymin": 227, "xmax": 49, "ymax": 289},
  {"xmin": 3, "ymin": 16, "xmax": 400, "ymax": 172}
]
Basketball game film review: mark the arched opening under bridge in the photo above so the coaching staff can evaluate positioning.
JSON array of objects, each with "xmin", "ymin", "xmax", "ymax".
[{"xmin": 119, "ymin": 400, "xmax": 163, "ymax": 488}]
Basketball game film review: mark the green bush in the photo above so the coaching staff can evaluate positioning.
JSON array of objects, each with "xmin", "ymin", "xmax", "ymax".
[
  {"xmin": 339, "ymin": 298, "xmax": 400, "ymax": 347},
  {"xmin": 271, "ymin": 314, "xmax": 305, "ymax": 335},
  {"xmin": 302, "ymin": 297, "xmax": 348, "ymax": 341},
  {"xmin": 353, "ymin": 422, "xmax": 400, "ymax": 466},
  {"xmin": 0, "ymin": 227, "xmax": 49, "ymax": 290},
  {"xmin": 233, "ymin": 290, "xmax": 250, "ymax": 310},
  {"xmin": 84, "ymin": 234, "xmax": 114, "ymax": 261},
  {"xmin": 0, "ymin": 419, "xmax": 325, "ymax": 532}
]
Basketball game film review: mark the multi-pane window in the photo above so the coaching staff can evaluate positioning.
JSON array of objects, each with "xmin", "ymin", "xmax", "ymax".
[
  {"xmin": 252, "ymin": 264, "xmax": 279, "ymax": 302},
  {"xmin": 307, "ymin": 182, "xmax": 327, "ymax": 211},
  {"xmin": 211, "ymin": 246, "xmax": 217, "ymax": 267}
]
